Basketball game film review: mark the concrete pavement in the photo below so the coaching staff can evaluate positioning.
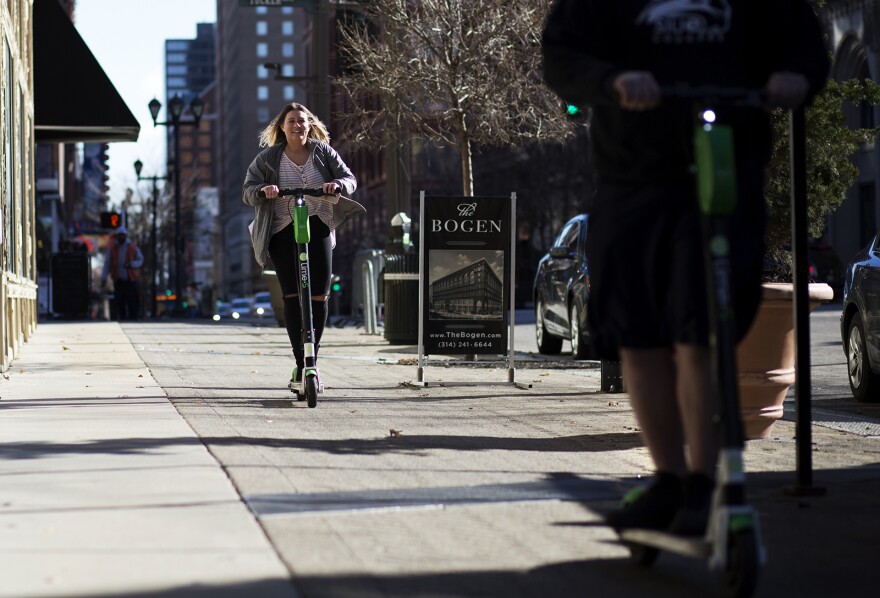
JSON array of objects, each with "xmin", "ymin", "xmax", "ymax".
[
  {"xmin": 1, "ymin": 318, "xmax": 879, "ymax": 597},
  {"xmin": 0, "ymin": 322, "xmax": 295, "ymax": 598}
]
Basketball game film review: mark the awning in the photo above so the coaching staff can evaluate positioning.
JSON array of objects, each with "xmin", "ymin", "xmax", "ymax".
[{"xmin": 33, "ymin": 0, "xmax": 140, "ymax": 143}]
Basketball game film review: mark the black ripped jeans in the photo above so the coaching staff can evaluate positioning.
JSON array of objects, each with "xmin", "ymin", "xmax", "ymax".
[{"xmin": 267, "ymin": 217, "xmax": 332, "ymax": 370}]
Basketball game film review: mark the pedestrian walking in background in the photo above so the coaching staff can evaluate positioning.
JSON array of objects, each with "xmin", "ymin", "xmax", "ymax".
[
  {"xmin": 242, "ymin": 102, "xmax": 363, "ymax": 390},
  {"xmin": 542, "ymin": 0, "xmax": 829, "ymax": 534},
  {"xmin": 101, "ymin": 225, "xmax": 144, "ymax": 321}
]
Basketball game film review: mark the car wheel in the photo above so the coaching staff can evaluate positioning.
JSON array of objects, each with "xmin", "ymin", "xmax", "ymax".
[
  {"xmin": 536, "ymin": 300, "xmax": 563, "ymax": 355},
  {"xmin": 847, "ymin": 313, "xmax": 880, "ymax": 403},
  {"xmin": 569, "ymin": 302, "xmax": 592, "ymax": 360}
]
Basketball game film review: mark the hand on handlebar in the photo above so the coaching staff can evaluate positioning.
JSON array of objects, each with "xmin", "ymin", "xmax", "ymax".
[
  {"xmin": 613, "ymin": 71, "xmax": 661, "ymax": 111},
  {"xmin": 260, "ymin": 184, "xmax": 280, "ymax": 200}
]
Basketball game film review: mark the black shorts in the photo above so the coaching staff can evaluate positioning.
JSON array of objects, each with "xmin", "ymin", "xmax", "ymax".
[{"xmin": 587, "ymin": 179, "xmax": 765, "ymax": 360}]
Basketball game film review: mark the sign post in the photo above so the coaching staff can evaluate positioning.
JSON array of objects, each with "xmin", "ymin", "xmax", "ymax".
[{"xmin": 417, "ymin": 191, "xmax": 529, "ymax": 388}]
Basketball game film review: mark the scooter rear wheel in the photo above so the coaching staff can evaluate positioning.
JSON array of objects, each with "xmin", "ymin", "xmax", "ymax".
[
  {"xmin": 305, "ymin": 376, "xmax": 318, "ymax": 408},
  {"xmin": 722, "ymin": 529, "xmax": 760, "ymax": 598}
]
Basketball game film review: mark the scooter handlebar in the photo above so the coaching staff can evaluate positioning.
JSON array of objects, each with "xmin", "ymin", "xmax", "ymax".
[
  {"xmin": 258, "ymin": 187, "xmax": 339, "ymax": 203},
  {"xmin": 660, "ymin": 84, "xmax": 766, "ymax": 108}
]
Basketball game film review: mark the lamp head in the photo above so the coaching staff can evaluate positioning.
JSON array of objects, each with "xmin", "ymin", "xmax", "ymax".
[
  {"xmin": 168, "ymin": 95, "xmax": 184, "ymax": 122},
  {"xmin": 148, "ymin": 98, "xmax": 161, "ymax": 125},
  {"xmin": 190, "ymin": 97, "xmax": 205, "ymax": 125},
  {"xmin": 134, "ymin": 159, "xmax": 143, "ymax": 177}
]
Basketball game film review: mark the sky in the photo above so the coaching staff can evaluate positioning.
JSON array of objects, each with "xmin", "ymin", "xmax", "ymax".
[{"xmin": 72, "ymin": 0, "xmax": 216, "ymax": 210}]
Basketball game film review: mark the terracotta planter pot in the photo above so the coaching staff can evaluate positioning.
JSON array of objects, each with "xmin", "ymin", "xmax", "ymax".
[{"xmin": 736, "ymin": 282, "xmax": 834, "ymax": 439}]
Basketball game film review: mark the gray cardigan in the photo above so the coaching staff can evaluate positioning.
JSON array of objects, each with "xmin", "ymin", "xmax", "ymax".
[{"xmin": 242, "ymin": 139, "xmax": 364, "ymax": 267}]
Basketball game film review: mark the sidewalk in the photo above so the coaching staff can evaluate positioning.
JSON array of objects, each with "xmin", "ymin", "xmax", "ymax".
[
  {"xmin": 1, "ymin": 319, "xmax": 879, "ymax": 597},
  {"xmin": 0, "ymin": 321, "xmax": 295, "ymax": 598}
]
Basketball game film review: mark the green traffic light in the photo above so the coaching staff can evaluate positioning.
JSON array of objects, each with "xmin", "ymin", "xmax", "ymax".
[
  {"xmin": 165, "ymin": 289, "xmax": 172, "ymax": 296},
  {"xmin": 331, "ymin": 283, "xmax": 341, "ymax": 292},
  {"xmin": 566, "ymin": 104, "xmax": 580, "ymax": 116}
]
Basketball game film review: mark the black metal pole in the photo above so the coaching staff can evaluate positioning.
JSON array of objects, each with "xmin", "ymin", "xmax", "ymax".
[
  {"xmin": 789, "ymin": 106, "xmax": 821, "ymax": 494},
  {"xmin": 151, "ymin": 178, "xmax": 159, "ymax": 319},
  {"xmin": 173, "ymin": 122, "xmax": 182, "ymax": 315}
]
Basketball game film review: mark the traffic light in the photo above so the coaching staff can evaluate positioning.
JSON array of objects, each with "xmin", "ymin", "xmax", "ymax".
[
  {"xmin": 331, "ymin": 274, "xmax": 342, "ymax": 293},
  {"xmin": 100, "ymin": 211, "xmax": 121, "ymax": 228},
  {"xmin": 99, "ymin": 143, "xmax": 110, "ymax": 197},
  {"xmin": 566, "ymin": 103, "xmax": 583, "ymax": 118}
]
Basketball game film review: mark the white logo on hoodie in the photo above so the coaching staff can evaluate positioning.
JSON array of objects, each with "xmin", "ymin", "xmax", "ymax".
[{"xmin": 636, "ymin": 0, "xmax": 732, "ymax": 43}]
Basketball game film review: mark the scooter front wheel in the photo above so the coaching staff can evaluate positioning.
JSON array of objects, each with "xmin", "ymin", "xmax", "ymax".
[
  {"xmin": 305, "ymin": 375, "xmax": 318, "ymax": 408},
  {"xmin": 722, "ymin": 529, "xmax": 760, "ymax": 598}
]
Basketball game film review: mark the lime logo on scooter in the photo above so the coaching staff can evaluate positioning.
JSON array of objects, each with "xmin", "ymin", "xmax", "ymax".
[{"xmin": 300, "ymin": 255, "xmax": 309, "ymax": 289}]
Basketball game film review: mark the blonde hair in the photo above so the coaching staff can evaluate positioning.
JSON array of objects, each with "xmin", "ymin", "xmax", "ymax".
[{"xmin": 259, "ymin": 102, "xmax": 330, "ymax": 147}]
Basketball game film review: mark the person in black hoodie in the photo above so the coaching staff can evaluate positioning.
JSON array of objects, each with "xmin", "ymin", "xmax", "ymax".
[{"xmin": 542, "ymin": 0, "xmax": 829, "ymax": 534}]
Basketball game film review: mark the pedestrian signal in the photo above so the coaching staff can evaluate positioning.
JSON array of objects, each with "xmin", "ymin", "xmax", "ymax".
[
  {"xmin": 100, "ymin": 211, "xmax": 121, "ymax": 228},
  {"xmin": 331, "ymin": 274, "xmax": 342, "ymax": 293}
]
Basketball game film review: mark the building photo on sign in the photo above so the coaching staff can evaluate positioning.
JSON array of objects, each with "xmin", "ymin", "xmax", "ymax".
[{"xmin": 428, "ymin": 250, "xmax": 504, "ymax": 321}]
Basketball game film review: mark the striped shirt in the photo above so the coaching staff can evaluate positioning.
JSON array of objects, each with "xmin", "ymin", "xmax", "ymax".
[{"xmin": 272, "ymin": 150, "xmax": 336, "ymax": 246}]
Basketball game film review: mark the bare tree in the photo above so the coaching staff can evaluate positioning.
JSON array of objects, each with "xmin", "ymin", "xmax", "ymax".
[{"xmin": 335, "ymin": 0, "xmax": 576, "ymax": 196}]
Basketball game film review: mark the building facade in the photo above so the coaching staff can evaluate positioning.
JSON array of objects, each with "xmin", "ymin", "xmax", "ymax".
[
  {"xmin": 165, "ymin": 22, "xmax": 216, "ymax": 108},
  {"xmin": 0, "ymin": 0, "xmax": 37, "ymax": 369},
  {"xmin": 821, "ymin": 2, "xmax": 880, "ymax": 269}
]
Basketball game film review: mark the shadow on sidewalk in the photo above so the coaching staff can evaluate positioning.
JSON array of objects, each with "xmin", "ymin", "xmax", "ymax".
[{"xmin": 0, "ymin": 431, "xmax": 643, "ymax": 460}]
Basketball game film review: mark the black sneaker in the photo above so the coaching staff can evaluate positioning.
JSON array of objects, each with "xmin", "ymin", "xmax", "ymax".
[
  {"xmin": 606, "ymin": 472, "xmax": 683, "ymax": 532},
  {"xmin": 668, "ymin": 473, "xmax": 714, "ymax": 536}
]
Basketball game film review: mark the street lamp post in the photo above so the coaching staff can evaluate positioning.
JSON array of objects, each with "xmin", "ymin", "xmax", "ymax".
[
  {"xmin": 133, "ymin": 159, "xmax": 167, "ymax": 319},
  {"xmin": 148, "ymin": 95, "xmax": 204, "ymax": 315}
]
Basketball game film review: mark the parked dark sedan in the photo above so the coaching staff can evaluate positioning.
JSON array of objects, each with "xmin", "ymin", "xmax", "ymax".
[
  {"xmin": 533, "ymin": 214, "xmax": 593, "ymax": 359},
  {"xmin": 841, "ymin": 231, "xmax": 880, "ymax": 402}
]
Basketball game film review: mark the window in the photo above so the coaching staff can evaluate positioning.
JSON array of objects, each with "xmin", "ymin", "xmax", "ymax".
[
  {"xmin": 860, "ymin": 183, "xmax": 876, "ymax": 248},
  {"xmin": 256, "ymin": 21, "xmax": 267, "ymax": 36},
  {"xmin": 282, "ymin": 64, "xmax": 294, "ymax": 77},
  {"xmin": 256, "ymin": 42, "xmax": 268, "ymax": 58},
  {"xmin": 284, "ymin": 85, "xmax": 294, "ymax": 101},
  {"xmin": 282, "ymin": 42, "xmax": 293, "ymax": 57},
  {"xmin": 167, "ymin": 41, "xmax": 188, "ymax": 51},
  {"xmin": 282, "ymin": 21, "xmax": 293, "ymax": 36},
  {"xmin": 3, "ymin": 42, "xmax": 12, "ymax": 247},
  {"xmin": 861, "ymin": 99, "xmax": 875, "ymax": 130},
  {"xmin": 166, "ymin": 53, "xmax": 186, "ymax": 64},
  {"xmin": 282, "ymin": 6, "xmax": 293, "ymax": 14},
  {"xmin": 256, "ymin": 6, "xmax": 267, "ymax": 14},
  {"xmin": 257, "ymin": 86, "xmax": 269, "ymax": 101},
  {"xmin": 554, "ymin": 222, "xmax": 575, "ymax": 248},
  {"xmin": 167, "ymin": 65, "xmax": 187, "ymax": 75},
  {"xmin": 257, "ymin": 107, "xmax": 270, "ymax": 123},
  {"xmin": 167, "ymin": 77, "xmax": 186, "ymax": 87},
  {"xmin": 257, "ymin": 64, "xmax": 268, "ymax": 79}
]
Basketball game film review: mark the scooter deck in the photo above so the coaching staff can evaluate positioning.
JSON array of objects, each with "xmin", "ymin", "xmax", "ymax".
[{"xmin": 619, "ymin": 528, "xmax": 711, "ymax": 559}]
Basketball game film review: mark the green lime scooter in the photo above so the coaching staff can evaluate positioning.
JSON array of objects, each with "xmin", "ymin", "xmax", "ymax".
[
  {"xmin": 260, "ymin": 187, "xmax": 334, "ymax": 408},
  {"xmin": 615, "ymin": 86, "xmax": 768, "ymax": 597}
]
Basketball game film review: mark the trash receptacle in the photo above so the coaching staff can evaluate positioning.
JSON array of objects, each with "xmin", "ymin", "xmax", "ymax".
[
  {"xmin": 51, "ymin": 252, "xmax": 91, "ymax": 318},
  {"xmin": 383, "ymin": 252, "xmax": 419, "ymax": 344}
]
